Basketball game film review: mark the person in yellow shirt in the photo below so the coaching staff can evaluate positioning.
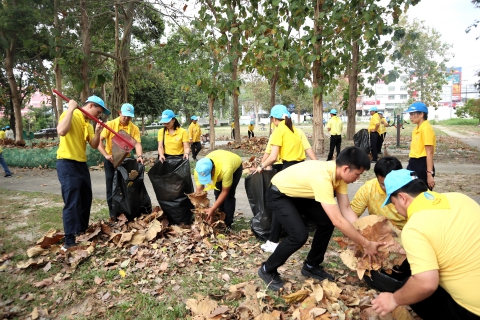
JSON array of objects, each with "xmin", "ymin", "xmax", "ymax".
[
  {"xmin": 258, "ymin": 146, "xmax": 384, "ymax": 291},
  {"xmin": 194, "ymin": 150, "xmax": 243, "ymax": 228},
  {"xmin": 0, "ymin": 128, "xmax": 5, "ymax": 140},
  {"xmin": 405, "ymin": 102, "xmax": 436, "ymax": 190},
  {"xmin": 56, "ymin": 95, "xmax": 110, "ymax": 251},
  {"xmin": 377, "ymin": 111, "xmax": 388, "ymax": 153},
  {"xmin": 188, "ymin": 116, "xmax": 202, "ymax": 161},
  {"xmin": 97, "ymin": 103, "xmax": 143, "ymax": 220},
  {"xmin": 372, "ymin": 169, "xmax": 480, "ymax": 320},
  {"xmin": 0, "ymin": 145, "xmax": 12, "ymax": 178},
  {"xmin": 157, "ymin": 109, "xmax": 190, "ymax": 162},
  {"xmin": 326, "ymin": 109, "xmax": 343, "ymax": 161},
  {"xmin": 368, "ymin": 106, "xmax": 381, "ymax": 163},
  {"xmin": 248, "ymin": 120, "xmax": 255, "ymax": 138},
  {"xmin": 5, "ymin": 125, "xmax": 14, "ymax": 140},
  {"xmin": 230, "ymin": 119, "xmax": 235, "ymax": 140}
]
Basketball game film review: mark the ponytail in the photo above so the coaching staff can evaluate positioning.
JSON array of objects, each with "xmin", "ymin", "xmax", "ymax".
[{"xmin": 284, "ymin": 117, "xmax": 294, "ymax": 133}]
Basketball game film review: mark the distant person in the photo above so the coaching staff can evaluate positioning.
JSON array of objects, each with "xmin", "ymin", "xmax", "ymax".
[
  {"xmin": 248, "ymin": 120, "xmax": 255, "ymax": 138},
  {"xmin": 0, "ymin": 145, "xmax": 12, "ymax": 178},
  {"xmin": 188, "ymin": 116, "xmax": 202, "ymax": 161},
  {"xmin": 326, "ymin": 109, "xmax": 343, "ymax": 161},
  {"xmin": 257, "ymin": 147, "xmax": 383, "ymax": 291},
  {"xmin": 97, "ymin": 103, "xmax": 143, "ymax": 221},
  {"xmin": 5, "ymin": 126, "xmax": 14, "ymax": 140},
  {"xmin": 405, "ymin": 102, "xmax": 436, "ymax": 190},
  {"xmin": 368, "ymin": 107, "xmax": 381, "ymax": 163},
  {"xmin": 372, "ymin": 169, "xmax": 480, "ymax": 320},
  {"xmin": 56, "ymin": 96, "xmax": 110, "ymax": 251},
  {"xmin": 194, "ymin": 150, "xmax": 242, "ymax": 229},
  {"xmin": 377, "ymin": 111, "xmax": 388, "ymax": 154},
  {"xmin": 230, "ymin": 119, "xmax": 235, "ymax": 140},
  {"xmin": 0, "ymin": 128, "xmax": 5, "ymax": 140},
  {"xmin": 157, "ymin": 110, "xmax": 190, "ymax": 162}
]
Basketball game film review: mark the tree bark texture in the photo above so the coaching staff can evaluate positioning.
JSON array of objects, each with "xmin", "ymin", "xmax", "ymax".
[
  {"xmin": 80, "ymin": 0, "xmax": 91, "ymax": 102},
  {"xmin": 4, "ymin": 38, "xmax": 23, "ymax": 142},
  {"xmin": 208, "ymin": 94, "xmax": 216, "ymax": 150},
  {"xmin": 347, "ymin": 41, "xmax": 360, "ymax": 140},
  {"xmin": 312, "ymin": 0, "xmax": 325, "ymax": 155}
]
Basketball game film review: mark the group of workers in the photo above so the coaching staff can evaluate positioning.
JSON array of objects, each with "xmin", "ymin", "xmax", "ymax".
[{"xmin": 2, "ymin": 92, "xmax": 475, "ymax": 320}]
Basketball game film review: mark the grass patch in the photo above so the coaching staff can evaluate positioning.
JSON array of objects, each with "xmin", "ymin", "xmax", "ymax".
[{"xmin": 437, "ymin": 118, "xmax": 479, "ymax": 126}]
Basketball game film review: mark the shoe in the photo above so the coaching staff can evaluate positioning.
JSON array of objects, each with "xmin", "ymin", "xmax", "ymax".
[
  {"xmin": 258, "ymin": 265, "xmax": 284, "ymax": 291},
  {"xmin": 4, "ymin": 174, "xmax": 12, "ymax": 178},
  {"xmin": 371, "ymin": 160, "xmax": 377, "ymax": 163},
  {"xmin": 301, "ymin": 264, "xmax": 335, "ymax": 281},
  {"xmin": 60, "ymin": 243, "xmax": 78, "ymax": 252},
  {"xmin": 261, "ymin": 241, "xmax": 279, "ymax": 253}
]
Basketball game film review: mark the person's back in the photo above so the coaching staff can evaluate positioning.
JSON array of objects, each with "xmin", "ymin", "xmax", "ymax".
[{"xmin": 402, "ymin": 191, "xmax": 480, "ymax": 315}]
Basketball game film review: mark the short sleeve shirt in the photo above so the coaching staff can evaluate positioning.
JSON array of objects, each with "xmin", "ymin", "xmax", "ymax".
[
  {"xmin": 158, "ymin": 127, "xmax": 189, "ymax": 155},
  {"xmin": 409, "ymin": 120, "xmax": 436, "ymax": 158},
  {"xmin": 269, "ymin": 121, "xmax": 305, "ymax": 162},
  {"xmin": 194, "ymin": 150, "xmax": 242, "ymax": 188},
  {"xmin": 368, "ymin": 113, "xmax": 380, "ymax": 132},
  {"xmin": 271, "ymin": 161, "xmax": 348, "ymax": 204},
  {"xmin": 101, "ymin": 117, "xmax": 141, "ymax": 155},
  {"xmin": 57, "ymin": 109, "xmax": 94, "ymax": 162},
  {"xmin": 188, "ymin": 122, "xmax": 201, "ymax": 142},
  {"xmin": 327, "ymin": 116, "xmax": 343, "ymax": 135}
]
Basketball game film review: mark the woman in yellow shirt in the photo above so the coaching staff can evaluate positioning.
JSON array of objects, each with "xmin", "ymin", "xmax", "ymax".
[
  {"xmin": 248, "ymin": 121, "xmax": 254, "ymax": 138},
  {"xmin": 157, "ymin": 109, "xmax": 190, "ymax": 162}
]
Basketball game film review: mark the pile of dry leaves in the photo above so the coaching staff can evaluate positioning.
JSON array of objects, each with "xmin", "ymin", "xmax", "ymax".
[{"xmin": 223, "ymin": 137, "xmax": 270, "ymax": 155}]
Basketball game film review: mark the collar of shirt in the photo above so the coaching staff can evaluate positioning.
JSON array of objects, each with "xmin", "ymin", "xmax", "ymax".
[{"xmin": 407, "ymin": 191, "xmax": 450, "ymax": 219}]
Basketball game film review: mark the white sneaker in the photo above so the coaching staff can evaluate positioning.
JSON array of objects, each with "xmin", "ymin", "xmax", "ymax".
[{"xmin": 261, "ymin": 241, "xmax": 279, "ymax": 253}]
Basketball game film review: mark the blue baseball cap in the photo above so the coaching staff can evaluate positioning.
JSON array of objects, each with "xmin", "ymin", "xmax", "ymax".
[
  {"xmin": 369, "ymin": 106, "xmax": 378, "ymax": 112},
  {"xmin": 250, "ymin": 120, "xmax": 254, "ymax": 124},
  {"xmin": 160, "ymin": 110, "xmax": 177, "ymax": 123},
  {"xmin": 270, "ymin": 105, "xmax": 291, "ymax": 119},
  {"xmin": 382, "ymin": 169, "xmax": 418, "ymax": 207},
  {"xmin": 120, "ymin": 103, "xmax": 134, "ymax": 117},
  {"xmin": 5, "ymin": 126, "xmax": 10, "ymax": 129},
  {"xmin": 191, "ymin": 116, "xmax": 198, "ymax": 121},
  {"xmin": 86, "ymin": 95, "xmax": 110, "ymax": 115},
  {"xmin": 1, "ymin": 128, "xmax": 4, "ymax": 130},
  {"xmin": 196, "ymin": 158, "xmax": 213, "ymax": 185},
  {"xmin": 330, "ymin": 109, "xmax": 337, "ymax": 115},
  {"xmin": 378, "ymin": 111, "xmax": 383, "ymax": 114},
  {"xmin": 405, "ymin": 102, "xmax": 428, "ymax": 114}
]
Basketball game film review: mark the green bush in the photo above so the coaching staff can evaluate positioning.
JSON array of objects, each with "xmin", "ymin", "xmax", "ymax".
[{"xmin": 437, "ymin": 118, "xmax": 479, "ymax": 126}]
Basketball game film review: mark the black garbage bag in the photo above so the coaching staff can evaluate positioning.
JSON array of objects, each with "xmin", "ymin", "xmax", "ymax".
[
  {"xmin": 112, "ymin": 158, "xmax": 152, "ymax": 221},
  {"xmin": 245, "ymin": 170, "xmax": 277, "ymax": 241},
  {"xmin": 148, "ymin": 156, "xmax": 194, "ymax": 225},
  {"xmin": 353, "ymin": 128, "xmax": 371, "ymax": 154}
]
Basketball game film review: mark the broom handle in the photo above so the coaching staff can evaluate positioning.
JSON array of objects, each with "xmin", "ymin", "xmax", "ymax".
[{"xmin": 53, "ymin": 89, "xmax": 134, "ymax": 148}]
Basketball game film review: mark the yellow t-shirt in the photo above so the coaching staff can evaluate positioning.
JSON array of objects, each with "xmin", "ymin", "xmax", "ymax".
[
  {"xmin": 0, "ymin": 131, "xmax": 5, "ymax": 139},
  {"xmin": 101, "ymin": 118, "xmax": 141, "ymax": 155},
  {"xmin": 188, "ymin": 122, "xmax": 201, "ymax": 142},
  {"xmin": 194, "ymin": 150, "xmax": 242, "ymax": 188},
  {"xmin": 248, "ymin": 124, "xmax": 254, "ymax": 131},
  {"xmin": 158, "ymin": 127, "xmax": 189, "ymax": 155},
  {"xmin": 271, "ymin": 160, "xmax": 348, "ymax": 203},
  {"xmin": 350, "ymin": 178, "xmax": 406, "ymax": 229},
  {"xmin": 297, "ymin": 129, "xmax": 311, "ymax": 151},
  {"xmin": 368, "ymin": 113, "xmax": 380, "ymax": 132},
  {"xmin": 231, "ymin": 122, "xmax": 235, "ymax": 129},
  {"xmin": 409, "ymin": 120, "xmax": 436, "ymax": 158},
  {"xmin": 269, "ymin": 121, "xmax": 305, "ymax": 162},
  {"xmin": 265, "ymin": 136, "xmax": 283, "ymax": 165},
  {"xmin": 402, "ymin": 192, "xmax": 480, "ymax": 316},
  {"xmin": 327, "ymin": 116, "xmax": 343, "ymax": 135},
  {"xmin": 378, "ymin": 118, "xmax": 387, "ymax": 135},
  {"xmin": 57, "ymin": 109, "xmax": 94, "ymax": 162}
]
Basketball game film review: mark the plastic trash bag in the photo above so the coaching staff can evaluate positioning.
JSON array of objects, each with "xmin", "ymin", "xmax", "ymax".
[
  {"xmin": 353, "ymin": 128, "xmax": 371, "ymax": 154},
  {"xmin": 112, "ymin": 158, "xmax": 152, "ymax": 221},
  {"xmin": 148, "ymin": 156, "xmax": 194, "ymax": 225},
  {"xmin": 245, "ymin": 170, "xmax": 277, "ymax": 241}
]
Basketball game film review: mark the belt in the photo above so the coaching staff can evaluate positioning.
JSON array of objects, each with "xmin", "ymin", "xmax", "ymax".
[{"xmin": 270, "ymin": 184, "xmax": 280, "ymax": 193}]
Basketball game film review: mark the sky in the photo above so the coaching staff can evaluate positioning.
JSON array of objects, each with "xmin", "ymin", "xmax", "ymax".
[{"xmin": 402, "ymin": 0, "xmax": 480, "ymax": 84}]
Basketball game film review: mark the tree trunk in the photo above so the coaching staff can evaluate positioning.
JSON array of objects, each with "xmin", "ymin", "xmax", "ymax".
[
  {"xmin": 79, "ymin": 0, "xmax": 91, "ymax": 102},
  {"xmin": 232, "ymin": 55, "xmax": 240, "ymax": 143},
  {"xmin": 347, "ymin": 41, "xmax": 359, "ymax": 140},
  {"xmin": 5, "ymin": 39, "xmax": 23, "ymax": 142},
  {"xmin": 208, "ymin": 94, "xmax": 216, "ymax": 150},
  {"xmin": 312, "ymin": 0, "xmax": 325, "ymax": 155},
  {"xmin": 269, "ymin": 69, "xmax": 278, "ymax": 135},
  {"xmin": 54, "ymin": 0, "xmax": 63, "ymax": 118}
]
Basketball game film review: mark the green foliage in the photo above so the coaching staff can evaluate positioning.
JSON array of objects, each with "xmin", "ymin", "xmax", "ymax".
[{"xmin": 455, "ymin": 99, "xmax": 480, "ymax": 124}]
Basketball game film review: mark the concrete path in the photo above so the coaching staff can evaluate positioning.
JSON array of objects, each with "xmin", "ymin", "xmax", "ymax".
[{"xmin": 434, "ymin": 125, "xmax": 480, "ymax": 150}]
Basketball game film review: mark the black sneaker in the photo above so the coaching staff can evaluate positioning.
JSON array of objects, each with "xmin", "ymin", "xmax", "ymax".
[
  {"xmin": 60, "ymin": 243, "xmax": 78, "ymax": 252},
  {"xmin": 301, "ymin": 264, "xmax": 335, "ymax": 281},
  {"xmin": 258, "ymin": 265, "xmax": 284, "ymax": 291},
  {"xmin": 4, "ymin": 173, "xmax": 12, "ymax": 178}
]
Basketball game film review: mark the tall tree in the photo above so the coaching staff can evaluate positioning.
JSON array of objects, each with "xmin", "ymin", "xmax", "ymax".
[{"xmin": 392, "ymin": 18, "xmax": 453, "ymax": 106}]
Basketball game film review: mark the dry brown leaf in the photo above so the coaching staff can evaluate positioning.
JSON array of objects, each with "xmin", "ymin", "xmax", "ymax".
[
  {"xmin": 27, "ymin": 245, "xmax": 50, "ymax": 258},
  {"xmin": 36, "ymin": 229, "xmax": 64, "ymax": 248},
  {"xmin": 322, "ymin": 280, "xmax": 342, "ymax": 302},
  {"xmin": 392, "ymin": 306, "xmax": 414, "ymax": 320},
  {"xmin": 31, "ymin": 307, "xmax": 39, "ymax": 320},
  {"xmin": 282, "ymin": 289, "xmax": 310, "ymax": 304},
  {"xmin": 146, "ymin": 220, "xmax": 163, "ymax": 241},
  {"xmin": 185, "ymin": 295, "xmax": 218, "ymax": 317},
  {"xmin": 34, "ymin": 277, "xmax": 53, "ymax": 288}
]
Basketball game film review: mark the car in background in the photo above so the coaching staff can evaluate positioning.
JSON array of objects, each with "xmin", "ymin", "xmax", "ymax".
[{"xmin": 34, "ymin": 128, "xmax": 57, "ymax": 139}]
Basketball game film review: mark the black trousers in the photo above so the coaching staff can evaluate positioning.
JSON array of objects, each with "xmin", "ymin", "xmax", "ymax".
[
  {"xmin": 263, "ymin": 186, "xmax": 334, "ymax": 274},
  {"xmin": 411, "ymin": 285, "xmax": 479, "ymax": 320},
  {"xmin": 268, "ymin": 160, "xmax": 303, "ymax": 243},
  {"xmin": 370, "ymin": 131, "xmax": 380, "ymax": 161},
  {"xmin": 248, "ymin": 130, "xmax": 254, "ymax": 138},
  {"xmin": 407, "ymin": 157, "xmax": 435, "ymax": 190},
  {"xmin": 327, "ymin": 135, "xmax": 342, "ymax": 161},
  {"xmin": 104, "ymin": 159, "xmax": 116, "ymax": 218},
  {"xmin": 191, "ymin": 141, "xmax": 202, "ymax": 160},
  {"xmin": 214, "ymin": 165, "xmax": 242, "ymax": 227},
  {"xmin": 231, "ymin": 129, "xmax": 235, "ymax": 139}
]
